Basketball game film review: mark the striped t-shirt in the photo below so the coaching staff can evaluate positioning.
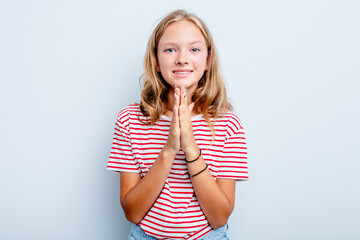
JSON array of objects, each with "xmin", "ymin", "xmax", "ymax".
[{"xmin": 107, "ymin": 104, "xmax": 248, "ymax": 239}]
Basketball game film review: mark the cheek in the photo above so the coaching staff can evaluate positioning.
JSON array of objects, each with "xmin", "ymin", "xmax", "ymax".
[
  {"xmin": 158, "ymin": 55, "xmax": 172, "ymax": 68},
  {"xmin": 194, "ymin": 55, "xmax": 208, "ymax": 69}
]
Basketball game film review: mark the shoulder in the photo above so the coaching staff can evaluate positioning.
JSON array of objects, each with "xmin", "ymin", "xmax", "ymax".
[
  {"xmin": 217, "ymin": 110, "xmax": 244, "ymax": 130},
  {"xmin": 116, "ymin": 104, "xmax": 142, "ymax": 124},
  {"xmin": 217, "ymin": 110, "xmax": 245, "ymax": 138}
]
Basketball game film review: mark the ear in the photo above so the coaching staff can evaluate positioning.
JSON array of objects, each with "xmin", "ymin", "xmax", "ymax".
[
  {"xmin": 155, "ymin": 61, "xmax": 160, "ymax": 72},
  {"xmin": 205, "ymin": 51, "xmax": 211, "ymax": 71}
]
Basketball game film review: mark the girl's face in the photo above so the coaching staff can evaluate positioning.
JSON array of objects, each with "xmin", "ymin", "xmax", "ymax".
[{"xmin": 157, "ymin": 20, "xmax": 209, "ymax": 95}]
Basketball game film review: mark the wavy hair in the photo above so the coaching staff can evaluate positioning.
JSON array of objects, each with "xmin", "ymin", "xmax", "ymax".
[{"xmin": 138, "ymin": 9, "xmax": 232, "ymax": 133}]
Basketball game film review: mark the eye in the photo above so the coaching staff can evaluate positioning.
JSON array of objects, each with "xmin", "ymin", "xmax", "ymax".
[
  {"xmin": 191, "ymin": 48, "xmax": 200, "ymax": 52},
  {"xmin": 165, "ymin": 48, "xmax": 175, "ymax": 53}
]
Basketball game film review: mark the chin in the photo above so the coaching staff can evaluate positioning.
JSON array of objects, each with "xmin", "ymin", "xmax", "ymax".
[{"xmin": 174, "ymin": 80, "xmax": 195, "ymax": 88}]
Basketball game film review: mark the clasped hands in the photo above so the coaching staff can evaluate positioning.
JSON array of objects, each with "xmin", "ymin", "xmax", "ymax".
[{"xmin": 164, "ymin": 86, "xmax": 198, "ymax": 157}]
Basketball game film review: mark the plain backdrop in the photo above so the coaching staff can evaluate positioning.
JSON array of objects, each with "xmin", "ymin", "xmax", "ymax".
[{"xmin": 1, "ymin": 0, "xmax": 359, "ymax": 239}]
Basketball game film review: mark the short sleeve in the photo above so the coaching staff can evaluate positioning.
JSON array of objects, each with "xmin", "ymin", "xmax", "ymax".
[
  {"xmin": 106, "ymin": 111, "xmax": 140, "ymax": 173},
  {"xmin": 217, "ymin": 114, "xmax": 248, "ymax": 180}
]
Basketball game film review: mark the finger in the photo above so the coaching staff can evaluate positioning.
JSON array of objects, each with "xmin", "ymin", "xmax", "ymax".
[
  {"xmin": 180, "ymin": 86, "xmax": 187, "ymax": 112},
  {"xmin": 183, "ymin": 87, "xmax": 187, "ymax": 106},
  {"xmin": 175, "ymin": 86, "xmax": 180, "ymax": 97},
  {"xmin": 180, "ymin": 86, "xmax": 186, "ymax": 105},
  {"xmin": 173, "ymin": 104, "xmax": 179, "ymax": 124},
  {"xmin": 170, "ymin": 97, "xmax": 179, "ymax": 133},
  {"xmin": 179, "ymin": 96, "xmax": 189, "ymax": 127},
  {"xmin": 180, "ymin": 88, "xmax": 185, "ymax": 112},
  {"xmin": 178, "ymin": 86, "xmax": 182, "ymax": 106},
  {"xmin": 175, "ymin": 88, "xmax": 180, "ymax": 110},
  {"xmin": 174, "ymin": 87, "xmax": 179, "ymax": 108}
]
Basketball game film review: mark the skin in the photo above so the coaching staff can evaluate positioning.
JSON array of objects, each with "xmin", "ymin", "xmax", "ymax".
[
  {"xmin": 156, "ymin": 20, "xmax": 209, "ymax": 100},
  {"xmin": 120, "ymin": 20, "xmax": 236, "ymax": 229}
]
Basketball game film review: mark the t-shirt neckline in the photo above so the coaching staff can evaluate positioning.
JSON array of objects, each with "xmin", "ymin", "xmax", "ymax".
[{"xmin": 160, "ymin": 113, "xmax": 203, "ymax": 121}]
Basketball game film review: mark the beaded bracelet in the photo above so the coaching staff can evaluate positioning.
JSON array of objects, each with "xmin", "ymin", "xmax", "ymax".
[
  {"xmin": 190, "ymin": 163, "xmax": 208, "ymax": 178},
  {"xmin": 185, "ymin": 148, "xmax": 202, "ymax": 163}
]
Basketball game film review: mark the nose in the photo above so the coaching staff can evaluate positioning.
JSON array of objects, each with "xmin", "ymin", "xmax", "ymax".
[{"xmin": 176, "ymin": 50, "xmax": 188, "ymax": 65}]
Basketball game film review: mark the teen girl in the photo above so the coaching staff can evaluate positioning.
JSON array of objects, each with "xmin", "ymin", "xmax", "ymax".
[{"xmin": 107, "ymin": 9, "xmax": 248, "ymax": 240}]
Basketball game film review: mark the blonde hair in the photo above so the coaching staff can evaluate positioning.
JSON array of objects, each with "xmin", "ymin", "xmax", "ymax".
[{"xmin": 138, "ymin": 9, "xmax": 232, "ymax": 131}]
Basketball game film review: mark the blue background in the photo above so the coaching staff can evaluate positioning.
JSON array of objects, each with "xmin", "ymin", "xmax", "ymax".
[{"xmin": 1, "ymin": 0, "xmax": 359, "ymax": 239}]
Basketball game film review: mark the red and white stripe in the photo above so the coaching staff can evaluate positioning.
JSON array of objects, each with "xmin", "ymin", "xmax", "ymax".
[{"xmin": 107, "ymin": 104, "xmax": 248, "ymax": 239}]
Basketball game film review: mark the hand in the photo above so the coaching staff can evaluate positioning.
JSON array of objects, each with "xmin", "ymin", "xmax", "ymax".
[
  {"xmin": 163, "ymin": 86, "xmax": 197, "ymax": 156},
  {"xmin": 178, "ymin": 86, "xmax": 196, "ymax": 153},
  {"xmin": 163, "ymin": 89, "xmax": 181, "ymax": 156}
]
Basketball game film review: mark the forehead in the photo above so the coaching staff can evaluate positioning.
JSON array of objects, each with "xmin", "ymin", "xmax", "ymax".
[{"xmin": 158, "ymin": 20, "xmax": 206, "ymax": 45}]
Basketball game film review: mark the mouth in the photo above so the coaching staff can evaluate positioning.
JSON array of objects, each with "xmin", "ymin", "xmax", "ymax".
[{"xmin": 173, "ymin": 70, "xmax": 192, "ymax": 78}]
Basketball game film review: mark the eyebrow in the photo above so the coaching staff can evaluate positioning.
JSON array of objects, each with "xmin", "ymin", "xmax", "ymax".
[{"xmin": 161, "ymin": 40, "xmax": 206, "ymax": 46}]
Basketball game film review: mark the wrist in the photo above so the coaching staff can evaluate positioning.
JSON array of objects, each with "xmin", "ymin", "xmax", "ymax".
[
  {"xmin": 183, "ymin": 144, "xmax": 199, "ymax": 160},
  {"xmin": 162, "ymin": 144, "xmax": 178, "ymax": 158},
  {"xmin": 185, "ymin": 148, "xmax": 201, "ymax": 163}
]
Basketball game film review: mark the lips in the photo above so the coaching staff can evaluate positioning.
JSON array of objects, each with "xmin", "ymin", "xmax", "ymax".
[{"xmin": 173, "ymin": 69, "xmax": 192, "ymax": 78}]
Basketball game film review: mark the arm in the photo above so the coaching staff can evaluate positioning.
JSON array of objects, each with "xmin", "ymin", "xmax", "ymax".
[
  {"xmin": 185, "ymin": 148, "xmax": 236, "ymax": 229},
  {"xmin": 120, "ymin": 94, "xmax": 181, "ymax": 224},
  {"xmin": 120, "ymin": 148, "xmax": 175, "ymax": 224},
  {"xmin": 177, "ymin": 86, "xmax": 236, "ymax": 229}
]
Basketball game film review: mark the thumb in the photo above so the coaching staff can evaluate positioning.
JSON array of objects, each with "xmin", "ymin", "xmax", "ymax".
[{"xmin": 172, "ymin": 105, "xmax": 179, "ymax": 124}]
